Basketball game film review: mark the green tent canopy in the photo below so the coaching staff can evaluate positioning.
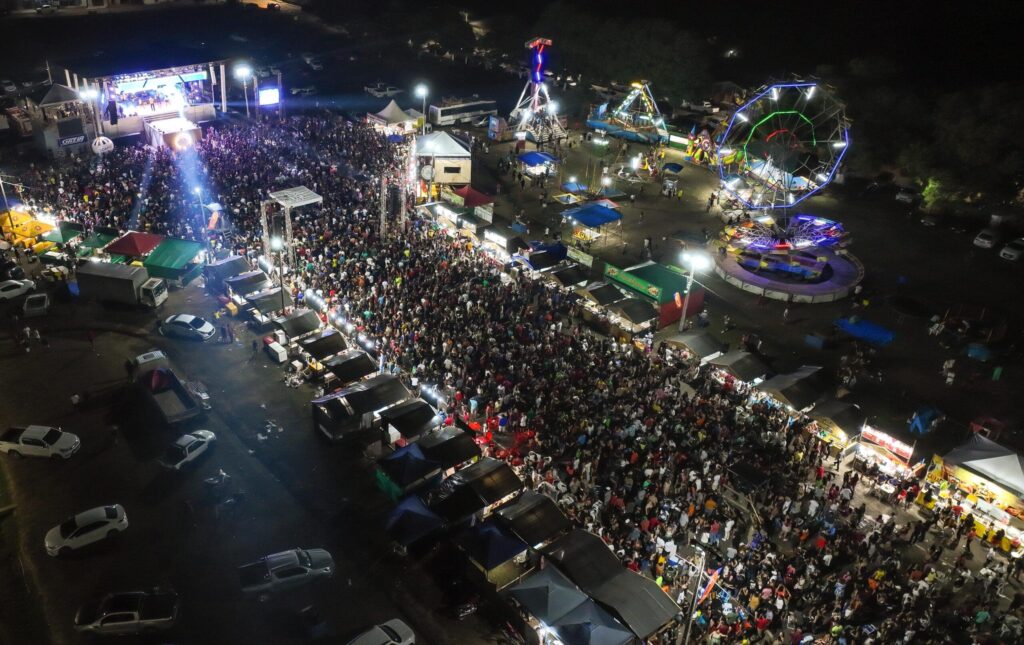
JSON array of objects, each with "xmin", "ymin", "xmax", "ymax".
[
  {"xmin": 41, "ymin": 222, "xmax": 85, "ymax": 245},
  {"xmin": 78, "ymin": 231, "xmax": 117, "ymax": 250},
  {"xmin": 143, "ymin": 238, "xmax": 204, "ymax": 279}
]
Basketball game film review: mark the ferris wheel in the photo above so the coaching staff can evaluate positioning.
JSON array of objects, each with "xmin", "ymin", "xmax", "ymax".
[{"xmin": 717, "ymin": 81, "xmax": 850, "ymax": 210}]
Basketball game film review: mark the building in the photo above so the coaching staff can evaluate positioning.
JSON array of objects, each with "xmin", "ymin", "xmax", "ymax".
[{"xmin": 415, "ymin": 131, "xmax": 472, "ymax": 187}]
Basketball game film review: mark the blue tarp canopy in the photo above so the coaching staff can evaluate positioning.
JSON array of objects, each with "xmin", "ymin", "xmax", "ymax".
[
  {"xmin": 508, "ymin": 566, "xmax": 588, "ymax": 625},
  {"xmin": 518, "ymin": 151, "xmax": 559, "ymax": 166},
  {"xmin": 455, "ymin": 520, "xmax": 528, "ymax": 570},
  {"xmin": 380, "ymin": 443, "xmax": 442, "ymax": 489},
  {"xmin": 563, "ymin": 203, "xmax": 623, "ymax": 228},
  {"xmin": 662, "ymin": 162, "xmax": 684, "ymax": 174},
  {"xmin": 386, "ymin": 495, "xmax": 445, "ymax": 546},
  {"xmin": 965, "ymin": 342, "xmax": 994, "ymax": 362},
  {"xmin": 562, "ymin": 181, "xmax": 589, "ymax": 194},
  {"xmin": 834, "ymin": 317, "xmax": 895, "ymax": 346},
  {"xmin": 553, "ymin": 599, "xmax": 634, "ymax": 645},
  {"xmin": 387, "ymin": 134, "xmax": 404, "ymax": 143},
  {"xmin": 599, "ymin": 186, "xmax": 627, "ymax": 199}
]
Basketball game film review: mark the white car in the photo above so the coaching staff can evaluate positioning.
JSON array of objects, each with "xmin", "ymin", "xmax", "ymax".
[
  {"xmin": 158, "ymin": 430, "xmax": 216, "ymax": 470},
  {"xmin": 895, "ymin": 188, "xmax": 918, "ymax": 204},
  {"xmin": 159, "ymin": 314, "xmax": 216, "ymax": 341},
  {"xmin": 308, "ymin": 60, "xmax": 324, "ymax": 71},
  {"xmin": 0, "ymin": 425, "xmax": 81, "ymax": 459},
  {"xmin": 45, "ymin": 505, "xmax": 128, "ymax": 556},
  {"xmin": 999, "ymin": 237, "xmax": 1024, "ymax": 261},
  {"xmin": 347, "ymin": 619, "xmax": 415, "ymax": 645},
  {"xmin": 0, "ymin": 279, "xmax": 35, "ymax": 301},
  {"xmin": 291, "ymin": 86, "xmax": 318, "ymax": 96},
  {"xmin": 973, "ymin": 228, "xmax": 1000, "ymax": 249}
]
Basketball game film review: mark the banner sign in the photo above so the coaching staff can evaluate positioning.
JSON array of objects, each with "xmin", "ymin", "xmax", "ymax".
[
  {"xmin": 58, "ymin": 134, "xmax": 87, "ymax": 147},
  {"xmin": 567, "ymin": 246, "xmax": 593, "ymax": 267},
  {"xmin": 604, "ymin": 263, "xmax": 662, "ymax": 300}
]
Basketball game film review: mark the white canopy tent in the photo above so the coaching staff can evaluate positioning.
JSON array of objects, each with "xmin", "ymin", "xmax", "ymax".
[
  {"xmin": 367, "ymin": 100, "xmax": 417, "ymax": 131},
  {"xmin": 943, "ymin": 434, "xmax": 1024, "ymax": 498}
]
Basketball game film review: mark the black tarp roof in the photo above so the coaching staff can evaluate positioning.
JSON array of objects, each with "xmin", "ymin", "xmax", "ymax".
[
  {"xmin": 379, "ymin": 443, "xmax": 442, "ymax": 489},
  {"xmin": 518, "ymin": 250, "xmax": 561, "ymax": 272},
  {"xmin": 552, "ymin": 599, "xmax": 634, "ymax": 645},
  {"xmin": 581, "ymin": 283, "xmax": 626, "ymax": 307},
  {"xmin": 664, "ymin": 331, "xmax": 726, "ymax": 359},
  {"xmin": 386, "ymin": 495, "xmax": 445, "ymax": 546},
  {"xmin": 454, "ymin": 520, "xmax": 527, "ymax": 570},
  {"xmin": 608, "ymin": 298, "xmax": 658, "ymax": 325},
  {"xmin": 495, "ymin": 491, "xmax": 571, "ymax": 547},
  {"xmin": 508, "ymin": 566, "xmax": 589, "ymax": 626},
  {"xmin": 245, "ymin": 287, "xmax": 293, "ymax": 314},
  {"xmin": 588, "ymin": 570, "xmax": 678, "ymax": 640},
  {"xmin": 224, "ymin": 270, "xmax": 271, "ymax": 296},
  {"xmin": 417, "ymin": 427, "xmax": 482, "ymax": 469},
  {"xmin": 550, "ymin": 264, "xmax": 590, "ymax": 287},
  {"xmin": 810, "ymin": 398, "xmax": 866, "ymax": 435},
  {"xmin": 275, "ymin": 308, "xmax": 321, "ymax": 339},
  {"xmin": 323, "ymin": 350, "xmax": 377, "ymax": 385},
  {"xmin": 427, "ymin": 457, "xmax": 523, "ymax": 522},
  {"xmin": 756, "ymin": 365, "xmax": 824, "ymax": 410},
  {"xmin": 380, "ymin": 398, "xmax": 442, "ymax": 440},
  {"xmin": 707, "ymin": 350, "xmax": 770, "ymax": 383},
  {"xmin": 204, "ymin": 255, "xmax": 249, "ymax": 285},
  {"xmin": 312, "ymin": 374, "xmax": 411, "ymax": 423},
  {"xmin": 300, "ymin": 328, "xmax": 347, "ymax": 360},
  {"xmin": 542, "ymin": 530, "xmax": 622, "ymax": 593}
]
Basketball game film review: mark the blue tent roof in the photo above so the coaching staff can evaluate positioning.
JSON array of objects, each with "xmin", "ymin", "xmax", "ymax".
[
  {"xmin": 380, "ymin": 443, "xmax": 442, "ymax": 488},
  {"xmin": 662, "ymin": 162, "xmax": 684, "ymax": 174},
  {"xmin": 599, "ymin": 186, "xmax": 626, "ymax": 199},
  {"xmin": 456, "ymin": 520, "xmax": 528, "ymax": 569},
  {"xmin": 563, "ymin": 203, "xmax": 623, "ymax": 228},
  {"xmin": 834, "ymin": 317, "xmax": 895, "ymax": 346},
  {"xmin": 386, "ymin": 495, "xmax": 445, "ymax": 546},
  {"xmin": 553, "ymin": 599, "xmax": 634, "ymax": 645},
  {"xmin": 562, "ymin": 182, "xmax": 589, "ymax": 194},
  {"xmin": 518, "ymin": 151, "xmax": 559, "ymax": 166}
]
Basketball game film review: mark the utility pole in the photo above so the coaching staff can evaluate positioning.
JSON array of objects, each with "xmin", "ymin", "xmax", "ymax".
[
  {"xmin": 276, "ymin": 70, "xmax": 284, "ymax": 119},
  {"xmin": 681, "ymin": 546, "xmax": 706, "ymax": 645}
]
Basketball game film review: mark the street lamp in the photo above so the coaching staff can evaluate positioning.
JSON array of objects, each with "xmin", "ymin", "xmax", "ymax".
[
  {"xmin": 234, "ymin": 64, "xmax": 253, "ymax": 118},
  {"xmin": 678, "ymin": 251, "xmax": 711, "ymax": 332},
  {"xmin": 270, "ymin": 236, "xmax": 286, "ymax": 313},
  {"xmin": 414, "ymin": 83, "xmax": 428, "ymax": 135},
  {"xmin": 78, "ymin": 88, "xmax": 102, "ymax": 135}
]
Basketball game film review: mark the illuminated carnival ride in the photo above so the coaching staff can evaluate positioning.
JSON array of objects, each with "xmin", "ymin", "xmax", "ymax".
[
  {"xmin": 587, "ymin": 81, "xmax": 667, "ymax": 144},
  {"xmin": 510, "ymin": 37, "xmax": 567, "ymax": 145}
]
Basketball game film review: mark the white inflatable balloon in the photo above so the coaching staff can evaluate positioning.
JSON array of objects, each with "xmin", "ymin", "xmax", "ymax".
[{"xmin": 91, "ymin": 136, "xmax": 114, "ymax": 155}]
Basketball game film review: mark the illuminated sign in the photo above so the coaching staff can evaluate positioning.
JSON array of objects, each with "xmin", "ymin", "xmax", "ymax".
[
  {"xmin": 258, "ymin": 87, "xmax": 281, "ymax": 106},
  {"xmin": 861, "ymin": 426, "xmax": 914, "ymax": 461},
  {"xmin": 58, "ymin": 134, "xmax": 87, "ymax": 147},
  {"xmin": 484, "ymin": 229, "xmax": 508, "ymax": 246}
]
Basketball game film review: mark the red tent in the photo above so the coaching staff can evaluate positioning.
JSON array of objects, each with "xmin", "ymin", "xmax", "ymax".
[
  {"xmin": 104, "ymin": 231, "xmax": 165, "ymax": 257},
  {"xmin": 453, "ymin": 186, "xmax": 495, "ymax": 208}
]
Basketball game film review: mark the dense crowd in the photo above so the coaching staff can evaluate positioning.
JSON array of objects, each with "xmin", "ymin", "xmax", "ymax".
[{"xmin": 30, "ymin": 116, "xmax": 1024, "ymax": 643}]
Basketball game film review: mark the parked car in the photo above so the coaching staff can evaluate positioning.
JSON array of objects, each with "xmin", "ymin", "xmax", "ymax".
[
  {"xmin": 999, "ymin": 237, "xmax": 1024, "ymax": 261},
  {"xmin": 0, "ymin": 79, "xmax": 17, "ymax": 94},
  {"xmin": 0, "ymin": 425, "xmax": 81, "ymax": 459},
  {"xmin": 973, "ymin": 228, "xmax": 1000, "ymax": 249},
  {"xmin": 291, "ymin": 86, "xmax": 318, "ymax": 96},
  {"xmin": 347, "ymin": 619, "xmax": 416, "ymax": 645},
  {"xmin": 159, "ymin": 314, "xmax": 216, "ymax": 341},
  {"xmin": 364, "ymin": 82, "xmax": 388, "ymax": 97},
  {"xmin": 22, "ymin": 293, "xmax": 50, "ymax": 317},
  {"xmin": 895, "ymin": 188, "xmax": 918, "ymax": 204},
  {"xmin": 307, "ymin": 58, "xmax": 324, "ymax": 71},
  {"xmin": 0, "ymin": 260, "xmax": 26, "ymax": 281},
  {"xmin": 35, "ymin": 3, "xmax": 58, "ymax": 14},
  {"xmin": 919, "ymin": 212, "xmax": 941, "ymax": 227},
  {"xmin": 238, "ymin": 548, "xmax": 334, "ymax": 599},
  {"xmin": 45, "ymin": 504, "xmax": 128, "ymax": 556},
  {"xmin": 74, "ymin": 589, "xmax": 179, "ymax": 636},
  {"xmin": 0, "ymin": 279, "xmax": 34, "ymax": 300},
  {"xmin": 158, "ymin": 430, "xmax": 216, "ymax": 470}
]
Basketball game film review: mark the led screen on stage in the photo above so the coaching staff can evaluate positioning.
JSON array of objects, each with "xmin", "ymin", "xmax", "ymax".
[{"xmin": 258, "ymin": 87, "xmax": 281, "ymax": 106}]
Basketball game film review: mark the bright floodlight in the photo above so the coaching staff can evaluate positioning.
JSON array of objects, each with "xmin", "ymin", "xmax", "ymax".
[
  {"xmin": 234, "ymin": 64, "xmax": 252, "ymax": 80},
  {"xmin": 682, "ymin": 251, "xmax": 712, "ymax": 272},
  {"xmin": 270, "ymin": 236, "xmax": 284, "ymax": 251},
  {"xmin": 193, "ymin": 186, "xmax": 202, "ymax": 195},
  {"xmin": 601, "ymin": 176, "xmax": 611, "ymax": 187},
  {"xmin": 414, "ymin": 84, "xmax": 428, "ymax": 98},
  {"xmin": 547, "ymin": 101, "xmax": 558, "ymax": 115},
  {"xmin": 79, "ymin": 89, "xmax": 98, "ymax": 100},
  {"xmin": 569, "ymin": 176, "xmax": 577, "ymax": 183}
]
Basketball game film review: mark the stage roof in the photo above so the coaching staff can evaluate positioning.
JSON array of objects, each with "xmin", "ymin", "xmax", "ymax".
[
  {"xmin": 30, "ymin": 83, "xmax": 81, "ymax": 107},
  {"xmin": 268, "ymin": 186, "xmax": 323, "ymax": 210}
]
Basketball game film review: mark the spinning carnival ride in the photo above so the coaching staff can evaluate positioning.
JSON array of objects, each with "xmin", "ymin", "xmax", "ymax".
[
  {"xmin": 587, "ymin": 81, "xmax": 667, "ymax": 144},
  {"xmin": 510, "ymin": 37, "xmax": 567, "ymax": 145},
  {"xmin": 723, "ymin": 214, "xmax": 848, "ymax": 280}
]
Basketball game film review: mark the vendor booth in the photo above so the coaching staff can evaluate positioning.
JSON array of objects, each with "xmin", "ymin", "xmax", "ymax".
[
  {"xmin": 495, "ymin": 491, "xmax": 571, "ymax": 549},
  {"xmin": 755, "ymin": 366, "xmax": 824, "ymax": 413},
  {"xmin": 204, "ymin": 255, "xmax": 249, "ymax": 292},
  {"xmin": 323, "ymin": 349, "xmax": 378, "ymax": 389},
  {"xmin": 604, "ymin": 261, "xmax": 704, "ymax": 329},
  {"xmin": 245, "ymin": 287, "xmax": 293, "ymax": 331},
  {"xmin": 366, "ymin": 99, "xmax": 418, "ymax": 134},
  {"xmin": 517, "ymin": 151, "xmax": 559, "ymax": 178},
  {"xmin": 850, "ymin": 424, "xmax": 921, "ymax": 480},
  {"xmin": 104, "ymin": 231, "xmax": 165, "ymax": 260},
  {"xmin": 506, "ymin": 566, "xmax": 589, "ymax": 635},
  {"xmin": 663, "ymin": 330, "xmax": 726, "ymax": 364},
  {"xmin": 443, "ymin": 185, "xmax": 495, "ymax": 222},
  {"xmin": 418, "ymin": 427, "xmax": 482, "ymax": 472},
  {"xmin": 298, "ymin": 328, "xmax": 347, "ymax": 376},
  {"xmin": 512, "ymin": 246, "xmax": 566, "ymax": 274},
  {"xmin": 225, "ymin": 270, "xmax": 272, "ymax": 299},
  {"xmin": 707, "ymin": 350, "xmax": 770, "ymax": 388},
  {"xmin": 312, "ymin": 374, "xmax": 411, "ymax": 441},
  {"xmin": 143, "ymin": 237, "xmax": 204, "ymax": 286},
  {"xmin": 563, "ymin": 203, "xmax": 622, "ymax": 248},
  {"xmin": 455, "ymin": 520, "xmax": 529, "ymax": 589},
  {"xmin": 606, "ymin": 298, "xmax": 659, "ymax": 336},
  {"xmin": 386, "ymin": 495, "xmax": 446, "ymax": 549},
  {"xmin": 380, "ymin": 398, "xmax": 443, "ymax": 445},
  {"xmin": 549, "ymin": 264, "xmax": 591, "ymax": 288},
  {"xmin": 76, "ymin": 230, "xmax": 119, "ymax": 259},
  {"xmin": 809, "ymin": 398, "xmax": 865, "ymax": 450},
  {"xmin": 378, "ymin": 443, "xmax": 443, "ymax": 497},
  {"xmin": 274, "ymin": 308, "xmax": 322, "ymax": 344},
  {"xmin": 481, "ymin": 222, "xmax": 529, "ymax": 261},
  {"xmin": 424, "ymin": 457, "xmax": 523, "ymax": 524}
]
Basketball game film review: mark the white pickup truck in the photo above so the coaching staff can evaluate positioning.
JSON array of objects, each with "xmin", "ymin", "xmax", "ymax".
[
  {"xmin": 0, "ymin": 425, "xmax": 80, "ymax": 459},
  {"xmin": 74, "ymin": 589, "xmax": 179, "ymax": 636},
  {"xmin": 238, "ymin": 548, "xmax": 334, "ymax": 600}
]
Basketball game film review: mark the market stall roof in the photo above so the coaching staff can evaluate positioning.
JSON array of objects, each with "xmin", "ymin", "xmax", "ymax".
[
  {"xmin": 371, "ymin": 99, "xmax": 416, "ymax": 125},
  {"xmin": 662, "ymin": 162, "xmax": 684, "ymax": 174},
  {"xmin": 312, "ymin": 374, "xmax": 411, "ymax": 425},
  {"xmin": 550, "ymin": 264, "xmax": 590, "ymax": 288},
  {"xmin": 225, "ymin": 270, "xmax": 272, "ymax": 296},
  {"xmin": 267, "ymin": 186, "xmax": 323, "ymax": 209},
  {"xmin": 455, "ymin": 520, "xmax": 528, "ymax": 570},
  {"xmin": 323, "ymin": 350, "xmax": 377, "ymax": 385},
  {"xmin": 274, "ymin": 308, "xmax": 322, "ymax": 340},
  {"xmin": 204, "ymin": 255, "xmax": 249, "ymax": 285},
  {"xmin": 507, "ymin": 566, "xmax": 588, "ymax": 626},
  {"xmin": 588, "ymin": 570, "xmax": 679, "ymax": 640},
  {"xmin": 590, "ymin": 198, "xmax": 620, "ymax": 210},
  {"xmin": 495, "ymin": 491, "xmax": 571, "ymax": 547},
  {"xmin": 30, "ymin": 83, "xmax": 81, "ymax": 107},
  {"xmin": 104, "ymin": 231, "xmax": 164, "ymax": 257},
  {"xmin": 143, "ymin": 238, "xmax": 203, "ymax": 274},
  {"xmin": 943, "ymin": 434, "xmax": 1024, "ymax": 498},
  {"xmin": 552, "ymin": 599, "xmax": 634, "ymax": 645},
  {"xmin": 380, "ymin": 443, "xmax": 442, "ymax": 489},
  {"xmin": 810, "ymin": 398, "xmax": 866, "ymax": 435},
  {"xmin": 562, "ymin": 181, "xmax": 589, "ymax": 194},
  {"xmin": 563, "ymin": 203, "xmax": 623, "ymax": 228},
  {"xmin": 77, "ymin": 230, "xmax": 118, "ymax": 250},
  {"xmin": 607, "ymin": 298, "xmax": 658, "ymax": 326},
  {"xmin": 542, "ymin": 530, "xmax": 622, "ymax": 593},
  {"xmin": 416, "ymin": 131, "xmax": 471, "ymax": 158},
  {"xmin": 623, "ymin": 262, "xmax": 691, "ymax": 304},
  {"xmin": 41, "ymin": 222, "xmax": 85, "ymax": 244},
  {"xmin": 452, "ymin": 185, "xmax": 495, "ymax": 207},
  {"xmin": 834, "ymin": 316, "xmax": 895, "ymax": 346},
  {"xmin": 386, "ymin": 495, "xmax": 445, "ymax": 546},
  {"xmin": 299, "ymin": 328, "xmax": 347, "ymax": 360},
  {"xmin": 518, "ymin": 151, "xmax": 559, "ymax": 166},
  {"xmin": 246, "ymin": 287, "xmax": 293, "ymax": 314},
  {"xmin": 417, "ymin": 427, "xmax": 482, "ymax": 470},
  {"xmin": 579, "ymin": 283, "xmax": 626, "ymax": 307},
  {"xmin": 512, "ymin": 249, "xmax": 561, "ymax": 272},
  {"xmin": 380, "ymin": 398, "xmax": 442, "ymax": 440},
  {"xmin": 664, "ymin": 330, "xmax": 726, "ymax": 361},
  {"xmin": 599, "ymin": 186, "xmax": 627, "ymax": 198},
  {"xmin": 427, "ymin": 457, "xmax": 523, "ymax": 522},
  {"xmin": 756, "ymin": 366, "xmax": 824, "ymax": 411},
  {"xmin": 707, "ymin": 350, "xmax": 770, "ymax": 383}
]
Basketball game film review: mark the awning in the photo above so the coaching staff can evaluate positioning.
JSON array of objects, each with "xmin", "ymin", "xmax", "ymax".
[
  {"xmin": 224, "ymin": 270, "xmax": 272, "ymax": 296},
  {"xmin": 707, "ymin": 350, "xmax": 769, "ymax": 383},
  {"xmin": 455, "ymin": 520, "xmax": 527, "ymax": 570},
  {"xmin": 323, "ymin": 350, "xmax": 377, "ymax": 385},
  {"xmin": 517, "ymin": 151, "xmax": 559, "ymax": 166},
  {"xmin": 550, "ymin": 264, "xmax": 590, "ymax": 288},
  {"xmin": 495, "ymin": 491, "xmax": 571, "ymax": 547},
  {"xmin": 204, "ymin": 255, "xmax": 249, "ymax": 285},
  {"xmin": 41, "ymin": 222, "xmax": 84, "ymax": 244},
  {"xmin": 552, "ymin": 599, "xmax": 634, "ymax": 645},
  {"xmin": 663, "ymin": 331, "xmax": 726, "ymax": 362},
  {"xmin": 246, "ymin": 287, "xmax": 293, "ymax": 314},
  {"xmin": 810, "ymin": 398, "xmax": 866, "ymax": 436},
  {"xmin": 756, "ymin": 366, "xmax": 823, "ymax": 411},
  {"xmin": 563, "ymin": 203, "xmax": 623, "ymax": 228},
  {"xmin": 143, "ymin": 238, "xmax": 204, "ymax": 277},
  {"xmin": 379, "ymin": 443, "xmax": 442, "ymax": 489},
  {"xmin": 542, "ymin": 530, "xmax": 622, "ymax": 593},
  {"xmin": 507, "ymin": 566, "xmax": 588, "ymax": 626},
  {"xmin": 104, "ymin": 231, "xmax": 164, "ymax": 257},
  {"xmin": 299, "ymin": 328, "xmax": 347, "ymax": 360},
  {"xmin": 380, "ymin": 398, "xmax": 442, "ymax": 440},
  {"xmin": 579, "ymin": 283, "xmax": 626, "ymax": 307},
  {"xmin": 417, "ymin": 427, "xmax": 482, "ymax": 470},
  {"xmin": 427, "ymin": 457, "xmax": 523, "ymax": 522},
  {"xmin": 943, "ymin": 434, "xmax": 1024, "ymax": 498},
  {"xmin": 588, "ymin": 570, "xmax": 679, "ymax": 640},
  {"xmin": 386, "ymin": 495, "xmax": 445, "ymax": 546},
  {"xmin": 607, "ymin": 298, "xmax": 658, "ymax": 326},
  {"xmin": 274, "ymin": 308, "xmax": 322, "ymax": 340}
]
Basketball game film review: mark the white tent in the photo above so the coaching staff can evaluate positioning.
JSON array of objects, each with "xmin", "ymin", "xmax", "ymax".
[
  {"xmin": 943, "ymin": 434, "xmax": 1024, "ymax": 498},
  {"xmin": 367, "ymin": 100, "xmax": 416, "ymax": 127},
  {"xmin": 415, "ymin": 131, "xmax": 471, "ymax": 158}
]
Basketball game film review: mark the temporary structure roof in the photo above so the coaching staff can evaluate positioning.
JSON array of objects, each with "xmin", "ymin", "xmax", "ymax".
[
  {"xmin": 810, "ymin": 398, "xmax": 866, "ymax": 436},
  {"xmin": 707, "ymin": 350, "xmax": 770, "ymax": 383},
  {"xmin": 322, "ymin": 350, "xmax": 377, "ymax": 385},
  {"xmin": 386, "ymin": 495, "xmax": 445, "ymax": 546},
  {"xmin": 507, "ymin": 566, "xmax": 588, "ymax": 626},
  {"xmin": 427, "ymin": 457, "xmax": 523, "ymax": 522},
  {"xmin": 542, "ymin": 530, "xmax": 622, "ymax": 593},
  {"xmin": 371, "ymin": 99, "xmax": 415, "ymax": 125},
  {"xmin": 588, "ymin": 570, "xmax": 679, "ymax": 640},
  {"xmin": 756, "ymin": 365, "xmax": 823, "ymax": 411},
  {"xmin": 578, "ymin": 283, "xmax": 626, "ymax": 307},
  {"xmin": 143, "ymin": 238, "xmax": 203, "ymax": 276},
  {"xmin": 518, "ymin": 151, "xmax": 559, "ymax": 166},
  {"xmin": 224, "ymin": 270, "xmax": 272, "ymax": 296},
  {"xmin": 31, "ymin": 83, "xmax": 81, "ymax": 107},
  {"xmin": 943, "ymin": 434, "xmax": 1024, "ymax": 498},
  {"xmin": 417, "ymin": 427, "xmax": 482, "ymax": 470},
  {"xmin": 455, "ymin": 520, "xmax": 527, "ymax": 570},
  {"xmin": 78, "ymin": 231, "xmax": 118, "ymax": 250},
  {"xmin": 550, "ymin": 264, "xmax": 590, "ymax": 288},
  {"xmin": 563, "ymin": 203, "xmax": 622, "ymax": 228},
  {"xmin": 274, "ymin": 308, "xmax": 322, "ymax": 340},
  {"xmin": 380, "ymin": 398, "xmax": 442, "ymax": 440},
  {"xmin": 607, "ymin": 298, "xmax": 658, "ymax": 326},
  {"xmin": 452, "ymin": 185, "xmax": 495, "ymax": 207},
  {"xmin": 416, "ymin": 131, "xmax": 471, "ymax": 158},
  {"xmin": 267, "ymin": 186, "xmax": 323, "ymax": 209},
  {"xmin": 104, "ymin": 231, "xmax": 164, "ymax": 257},
  {"xmin": 41, "ymin": 222, "xmax": 85, "ymax": 244},
  {"xmin": 379, "ymin": 443, "xmax": 442, "ymax": 490},
  {"xmin": 495, "ymin": 491, "xmax": 571, "ymax": 547},
  {"xmin": 204, "ymin": 255, "xmax": 249, "ymax": 285},
  {"xmin": 663, "ymin": 331, "xmax": 726, "ymax": 362},
  {"xmin": 552, "ymin": 599, "xmax": 634, "ymax": 645},
  {"xmin": 299, "ymin": 328, "xmax": 347, "ymax": 360},
  {"xmin": 246, "ymin": 287, "xmax": 293, "ymax": 314}
]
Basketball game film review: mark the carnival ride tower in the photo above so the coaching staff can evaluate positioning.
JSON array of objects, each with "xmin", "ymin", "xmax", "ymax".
[
  {"xmin": 510, "ymin": 37, "xmax": 567, "ymax": 145},
  {"xmin": 610, "ymin": 81, "xmax": 668, "ymax": 143}
]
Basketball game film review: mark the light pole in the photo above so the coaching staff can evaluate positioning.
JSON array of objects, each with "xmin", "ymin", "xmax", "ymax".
[
  {"xmin": 681, "ymin": 546, "xmax": 706, "ymax": 645},
  {"xmin": 270, "ymin": 236, "xmax": 286, "ymax": 313},
  {"xmin": 677, "ymin": 251, "xmax": 711, "ymax": 332},
  {"xmin": 414, "ymin": 83, "xmax": 428, "ymax": 135},
  {"xmin": 78, "ymin": 88, "xmax": 102, "ymax": 137},
  {"xmin": 193, "ymin": 186, "xmax": 212, "ymax": 255},
  {"xmin": 234, "ymin": 64, "xmax": 252, "ymax": 118}
]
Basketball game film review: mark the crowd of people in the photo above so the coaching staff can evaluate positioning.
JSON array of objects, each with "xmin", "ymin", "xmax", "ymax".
[{"xmin": 25, "ymin": 115, "xmax": 1024, "ymax": 643}]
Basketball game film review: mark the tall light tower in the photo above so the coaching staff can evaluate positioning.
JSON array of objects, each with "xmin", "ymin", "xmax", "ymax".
[{"xmin": 510, "ymin": 37, "xmax": 566, "ymax": 146}]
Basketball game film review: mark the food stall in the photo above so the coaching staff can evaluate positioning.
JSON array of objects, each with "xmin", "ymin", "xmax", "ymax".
[
  {"xmin": 754, "ymin": 366, "xmax": 824, "ymax": 414},
  {"xmin": 516, "ymin": 150, "xmax": 559, "ymax": 178},
  {"xmin": 547, "ymin": 263, "xmax": 590, "ymax": 289},
  {"xmin": 245, "ymin": 287, "xmax": 293, "ymax": 332},
  {"xmin": 311, "ymin": 374, "xmax": 412, "ymax": 441},
  {"xmin": 604, "ymin": 261, "xmax": 704, "ymax": 329},
  {"xmin": 380, "ymin": 398, "xmax": 443, "ymax": 446},
  {"xmin": 850, "ymin": 424, "xmax": 921, "ymax": 481},
  {"xmin": 454, "ymin": 520, "xmax": 530, "ymax": 590},
  {"xmin": 423, "ymin": 457, "xmax": 524, "ymax": 525},
  {"xmin": 75, "ymin": 229, "xmax": 119, "ymax": 259},
  {"xmin": 480, "ymin": 221, "xmax": 528, "ymax": 262},
  {"xmin": 297, "ymin": 328, "xmax": 348, "ymax": 377},
  {"xmin": 605, "ymin": 297, "xmax": 659, "ymax": 338},
  {"xmin": 707, "ymin": 350, "xmax": 770, "ymax": 389},
  {"xmin": 142, "ymin": 237, "xmax": 205, "ymax": 287},
  {"xmin": 562, "ymin": 203, "xmax": 622, "ymax": 248},
  {"xmin": 274, "ymin": 308, "xmax": 322, "ymax": 344},
  {"xmin": 103, "ymin": 231, "xmax": 166, "ymax": 263},
  {"xmin": 322, "ymin": 349, "xmax": 378, "ymax": 390},
  {"xmin": 204, "ymin": 255, "xmax": 250, "ymax": 293},
  {"xmin": 808, "ymin": 398, "xmax": 865, "ymax": 451},
  {"xmin": 417, "ymin": 426, "xmax": 482, "ymax": 474},
  {"xmin": 663, "ymin": 330, "xmax": 726, "ymax": 365},
  {"xmin": 495, "ymin": 491, "xmax": 571, "ymax": 550}
]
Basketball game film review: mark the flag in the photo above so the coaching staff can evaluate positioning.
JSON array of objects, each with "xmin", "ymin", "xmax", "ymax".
[{"xmin": 698, "ymin": 567, "xmax": 721, "ymax": 605}]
